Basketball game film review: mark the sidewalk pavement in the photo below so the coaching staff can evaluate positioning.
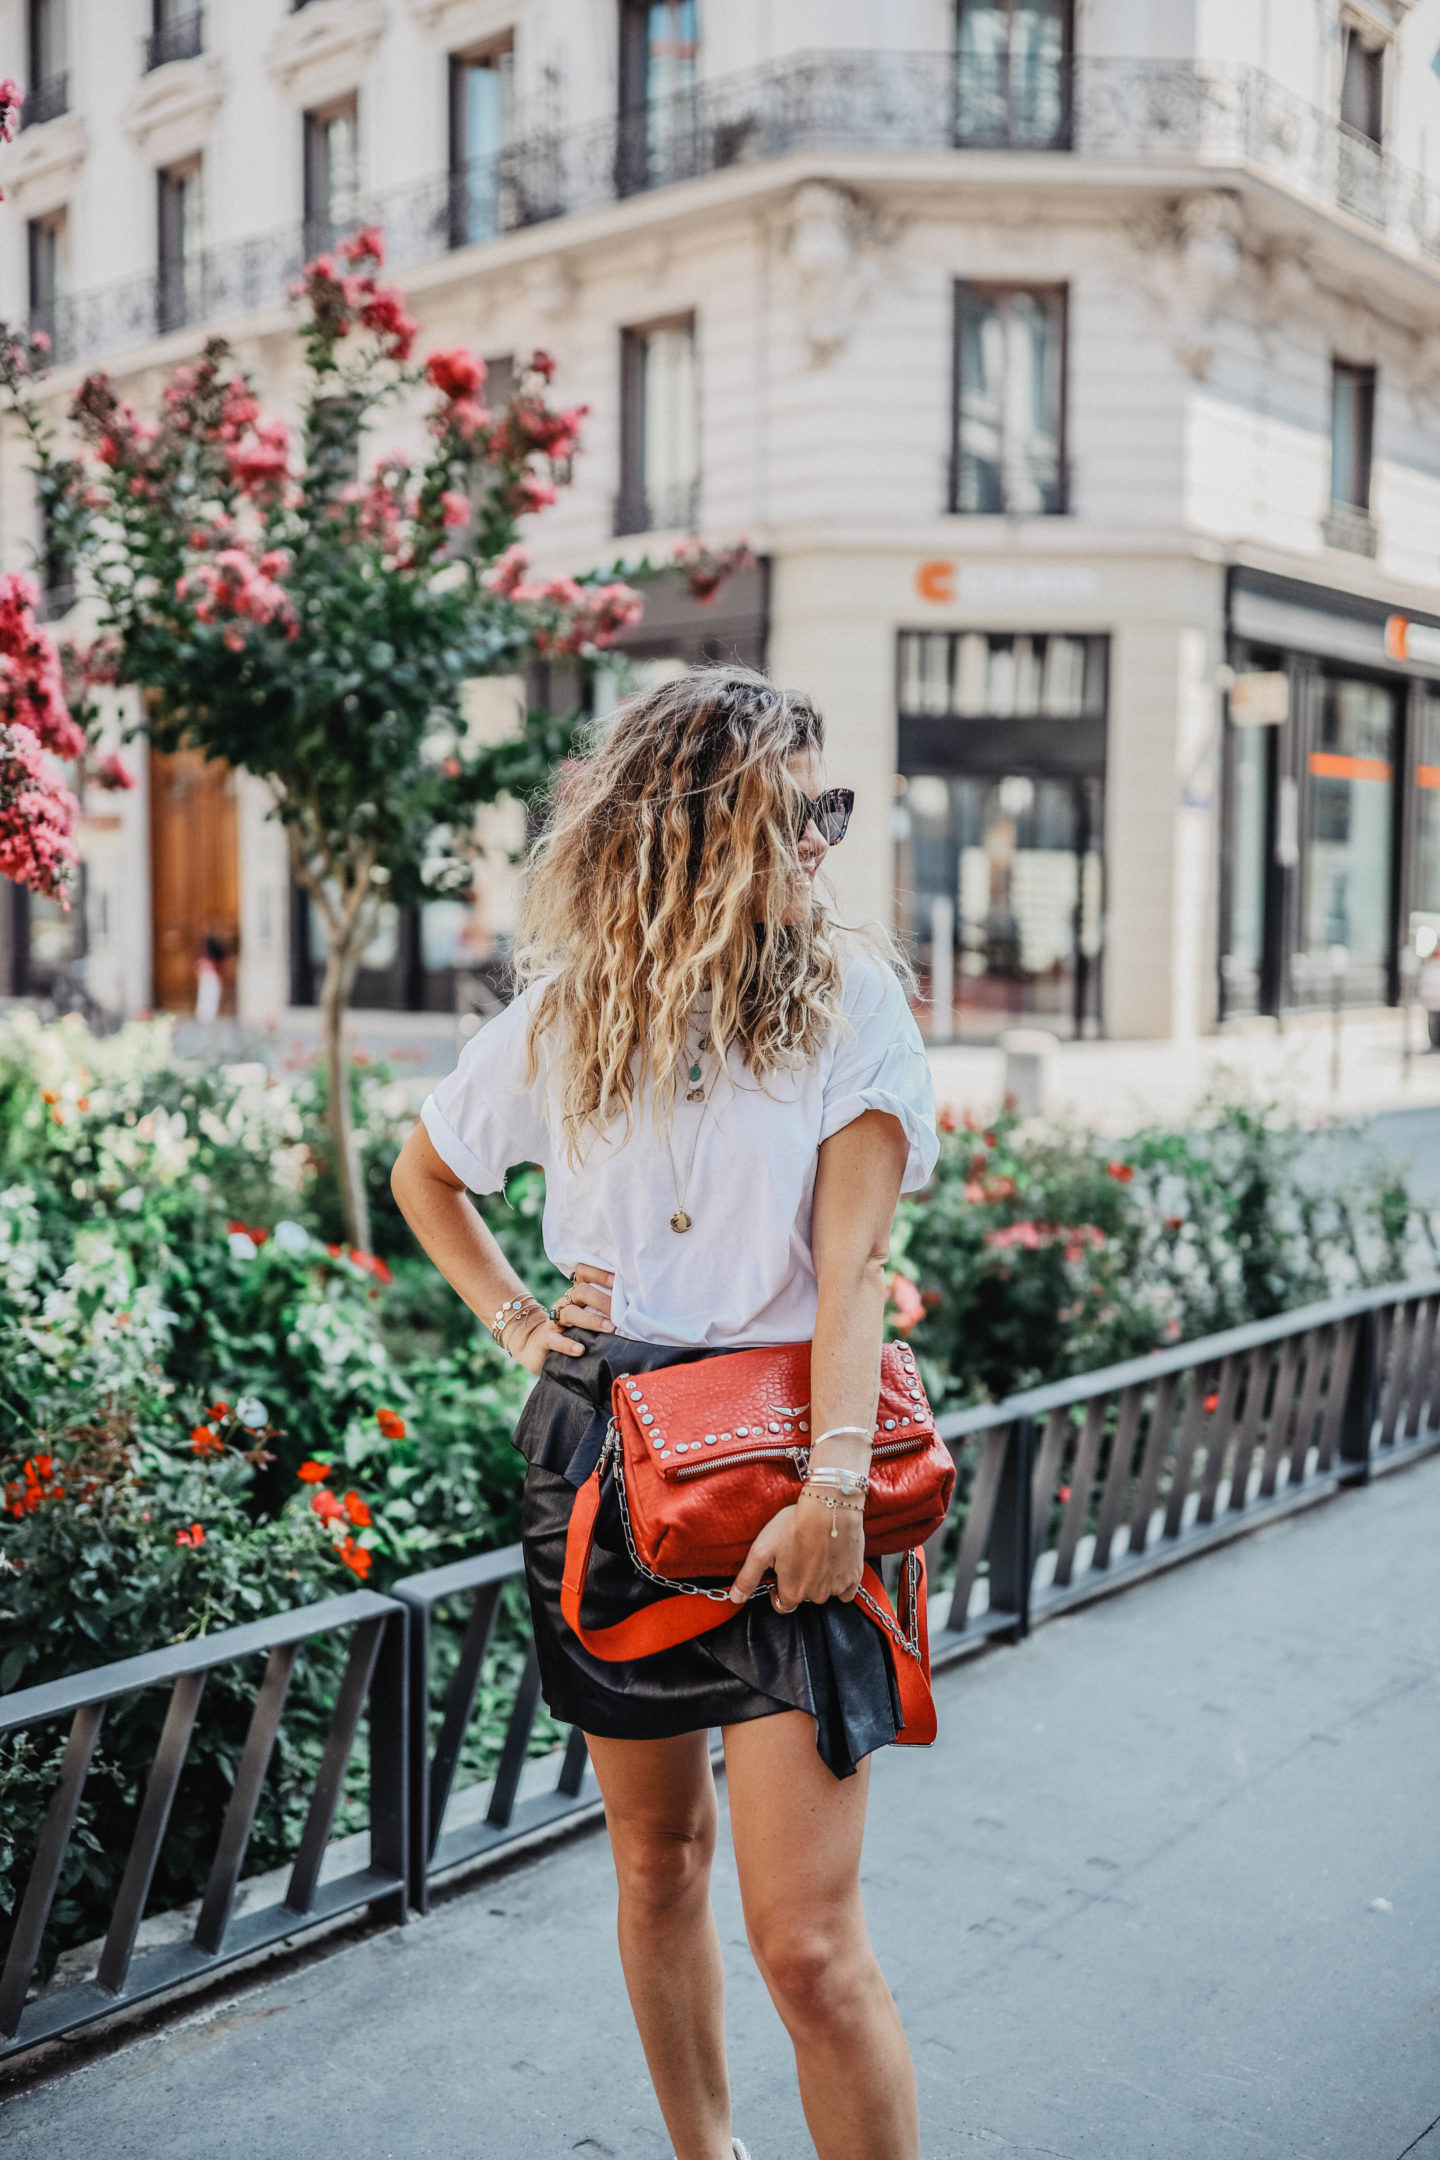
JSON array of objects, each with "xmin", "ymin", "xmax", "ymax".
[
  {"xmin": 4, "ymin": 1452, "xmax": 1438, "ymax": 2159},
  {"xmin": 929, "ymin": 1006, "xmax": 1440, "ymax": 1133}
]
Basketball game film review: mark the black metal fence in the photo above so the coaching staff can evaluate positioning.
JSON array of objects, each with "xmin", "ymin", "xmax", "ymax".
[
  {"xmin": 3, "ymin": 1275, "xmax": 1438, "ymax": 2065},
  {"xmin": 0, "ymin": 1591, "xmax": 407, "ymax": 2064},
  {"xmin": 31, "ymin": 52, "xmax": 1440, "ymax": 371}
]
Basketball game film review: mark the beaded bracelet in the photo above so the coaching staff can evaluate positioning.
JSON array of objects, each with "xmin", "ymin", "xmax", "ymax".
[{"xmin": 799, "ymin": 1488, "xmax": 865, "ymax": 1539}]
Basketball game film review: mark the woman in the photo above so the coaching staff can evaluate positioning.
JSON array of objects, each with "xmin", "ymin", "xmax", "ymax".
[{"xmin": 391, "ymin": 666, "xmax": 937, "ymax": 2160}]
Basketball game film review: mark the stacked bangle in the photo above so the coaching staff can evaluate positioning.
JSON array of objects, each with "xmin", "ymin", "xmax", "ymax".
[
  {"xmin": 490, "ymin": 1293, "xmax": 539, "ymax": 1350},
  {"xmin": 803, "ymin": 1463, "xmax": 870, "ymax": 1499}
]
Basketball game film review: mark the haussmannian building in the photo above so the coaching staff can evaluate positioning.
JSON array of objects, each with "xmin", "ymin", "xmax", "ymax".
[{"xmin": 5, "ymin": 0, "xmax": 1440, "ymax": 1046}]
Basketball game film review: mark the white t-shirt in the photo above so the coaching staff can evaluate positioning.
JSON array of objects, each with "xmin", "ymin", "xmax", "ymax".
[{"xmin": 420, "ymin": 949, "xmax": 938, "ymax": 1348}]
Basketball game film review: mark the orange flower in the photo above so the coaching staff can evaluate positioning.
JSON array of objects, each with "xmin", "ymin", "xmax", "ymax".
[
  {"xmin": 175, "ymin": 1522, "xmax": 206, "ymax": 1548},
  {"xmin": 311, "ymin": 1488, "xmax": 346, "ymax": 1524},
  {"xmin": 342, "ymin": 1490, "xmax": 372, "ymax": 1528},
  {"xmin": 375, "ymin": 1408, "xmax": 406, "ymax": 1440},
  {"xmin": 297, "ymin": 1459, "xmax": 331, "ymax": 1482},
  {"xmin": 189, "ymin": 1424, "xmax": 224, "ymax": 1457},
  {"xmin": 337, "ymin": 1535, "xmax": 372, "ymax": 1579}
]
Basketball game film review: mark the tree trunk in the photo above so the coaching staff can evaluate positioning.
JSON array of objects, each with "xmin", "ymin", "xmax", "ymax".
[{"xmin": 320, "ymin": 927, "xmax": 371, "ymax": 1252}]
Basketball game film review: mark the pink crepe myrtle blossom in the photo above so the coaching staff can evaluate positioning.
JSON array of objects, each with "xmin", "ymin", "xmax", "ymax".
[
  {"xmin": 91, "ymin": 749, "xmax": 137, "ymax": 791},
  {"xmin": 177, "ymin": 548, "xmax": 297, "ymax": 637},
  {"xmin": 0, "ymin": 575, "xmax": 87, "ymax": 760},
  {"xmin": 0, "ymin": 721, "xmax": 78, "ymax": 899},
  {"xmin": 439, "ymin": 490, "xmax": 471, "ymax": 528}
]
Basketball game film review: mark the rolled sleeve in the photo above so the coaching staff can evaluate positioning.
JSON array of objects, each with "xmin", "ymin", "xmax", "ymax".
[
  {"xmin": 820, "ymin": 955, "xmax": 939, "ymax": 1193},
  {"xmin": 419, "ymin": 987, "xmax": 549, "ymax": 1195}
]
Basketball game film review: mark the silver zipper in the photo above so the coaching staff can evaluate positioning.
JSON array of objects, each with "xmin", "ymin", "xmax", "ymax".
[{"xmin": 671, "ymin": 1431, "xmax": 929, "ymax": 1479}]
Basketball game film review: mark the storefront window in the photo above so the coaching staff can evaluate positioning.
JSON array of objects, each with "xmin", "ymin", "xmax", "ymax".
[
  {"xmin": 1411, "ymin": 689, "xmax": 1440, "ymax": 924},
  {"xmin": 896, "ymin": 771, "xmax": 1102, "ymax": 1040},
  {"xmin": 1297, "ymin": 675, "xmax": 1395, "ymax": 1005}
]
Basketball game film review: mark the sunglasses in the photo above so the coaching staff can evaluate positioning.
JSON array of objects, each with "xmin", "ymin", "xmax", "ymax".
[{"xmin": 791, "ymin": 786, "xmax": 854, "ymax": 847}]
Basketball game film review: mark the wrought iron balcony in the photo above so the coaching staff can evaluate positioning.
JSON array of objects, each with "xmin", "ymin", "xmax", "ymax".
[
  {"xmin": 613, "ymin": 477, "xmax": 701, "ymax": 538},
  {"xmin": 21, "ymin": 71, "xmax": 69, "ymax": 128},
  {"xmin": 144, "ymin": 9, "xmax": 204, "ymax": 72},
  {"xmin": 29, "ymin": 52, "xmax": 1440, "ymax": 370},
  {"xmin": 1321, "ymin": 501, "xmax": 1378, "ymax": 557},
  {"xmin": 950, "ymin": 446, "xmax": 1069, "ymax": 518}
]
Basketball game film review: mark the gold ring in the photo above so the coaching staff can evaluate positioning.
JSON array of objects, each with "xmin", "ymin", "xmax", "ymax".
[{"xmin": 770, "ymin": 1592, "xmax": 799, "ymax": 1615}]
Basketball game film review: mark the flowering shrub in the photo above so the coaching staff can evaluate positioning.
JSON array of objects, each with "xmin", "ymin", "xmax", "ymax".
[
  {"xmin": 0, "ymin": 567, "xmax": 85, "ymax": 898},
  {"xmin": 888, "ymin": 1097, "xmax": 1437, "ymax": 1405}
]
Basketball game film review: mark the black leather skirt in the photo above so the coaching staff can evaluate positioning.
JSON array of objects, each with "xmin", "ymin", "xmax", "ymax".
[{"xmin": 515, "ymin": 1329, "xmax": 901, "ymax": 1780}]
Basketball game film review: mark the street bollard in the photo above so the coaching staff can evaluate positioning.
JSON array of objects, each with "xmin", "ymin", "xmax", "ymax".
[{"xmin": 1001, "ymin": 1028, "xmax": 1058, "ymax": 1117}]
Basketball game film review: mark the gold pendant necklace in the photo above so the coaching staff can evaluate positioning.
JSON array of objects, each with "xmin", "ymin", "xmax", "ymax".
[{"xmin": 667, "ymin": 1020, "xmax": 713, "ymax": 1232}]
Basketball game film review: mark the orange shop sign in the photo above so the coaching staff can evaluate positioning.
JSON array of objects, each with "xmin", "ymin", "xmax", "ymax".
[
  {"xmin": 914, "ymin": 560, "xmax": 956, "ymax": 603},
  {"xmin": 1386, "ymin": 615, "xmax": 1440, "ymax": 667}
]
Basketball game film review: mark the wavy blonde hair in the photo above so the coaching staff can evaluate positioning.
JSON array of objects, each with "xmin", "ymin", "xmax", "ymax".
[{"xmin": 513, "ymin": 664, "xmax": 851, "ymax": 1159}]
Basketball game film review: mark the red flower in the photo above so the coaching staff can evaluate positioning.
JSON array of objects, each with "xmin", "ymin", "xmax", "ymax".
[
  {"xmin": 937, "ymin": 1105, "xmax": 958, "ymax": 1133},
  {"xmin": 339, "ymin": 225, "xmax": 385, "ymax": 267},
  {"xmin": 530, "ymin": 348, "xmax": 558, "ymax": 378},
  {"xmin": 348, "ymin": 1248, "xmax": 394, "ymax": 1285},
  {"xmin": 175, "ymin": 1522, "xmax": 206, "ymax": 1548},
  {"xmin": 440, "ymin": 489, "xmax": 471, "ymax": 529},
  {"xmin": 337, "ymin": 1535, "xmax": 372, "ymax": 1580},
  {"xmin": 376, "ymin": 1408, "xmax": 406, "ymax": 1440},
  {"xmin": 425, "ymin": 348, "xmax": 486, "ymax": 399},
  {"xmin": 225, "ymin": 1219, "xmax": 270, "ymax": 1244},
  {"xmin": 1057, "ymin": 1485, "xmax": 1072, "ymax": 1504},
  {"xmin": 297, "ymin": 1459, "xmax": 331, "ymax": 1483},
  {"xmin": 311, "ymin": 1488, "xmax": 346, "ymax": 1524},
  {"xmin": 1203, "ymin": 1392, "xmax": 1220, "ymax": 1413},
  {"xmin": 1163, "ymin": 1215, "xmax": 1183, "ymax": 1232},
  {"xmin": 207, "ymin": 1401, "xmax": 229, "ymax": 1419},
  {"xmin": 887, "ymin": 1274, "xmax": 925, "ymax": 1335},
  {"xmin": 343, "ymin": 1490, "xmax": 372, "ymax": 1528},
  {"xmin": 1105, "ymin": 1162, "xmax": 1134, "ymax": 1184},
  {"xmin": 189, "ymin": 1424, "xmax": 224, "ymax": 1457}
]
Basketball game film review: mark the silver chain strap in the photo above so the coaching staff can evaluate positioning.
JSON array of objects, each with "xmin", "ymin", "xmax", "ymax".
[
  {"xmin": 605, "ymin": 1424, "xmax": 769, "ymax": 1606},
  {"xmin": 602, "ymin": 1424, "xmax": 927, "ymax": 1658}
]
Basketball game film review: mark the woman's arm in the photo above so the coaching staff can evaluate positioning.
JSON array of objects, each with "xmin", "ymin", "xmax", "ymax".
[
  {"xmin": 390, "ymin": 1122, "xmax": 612, "ymax": 1373},
  {"xmin": 729, "ymin": 1107, "xmax": 909, "ymax": 1607}
]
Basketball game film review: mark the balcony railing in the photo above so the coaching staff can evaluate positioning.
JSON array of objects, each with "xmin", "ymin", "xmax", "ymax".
[
  {"xmin": 144, "ymin": 10, "xmax": 204, "ymax": 71},
  {"xmin": 28, "ymin": 52, "xmax": 1440, "ymax": 370},
  {"xmin": 613, "ymin": 476, "xmax": 701, "ymax": 537},
  {"xmin": 20, "ymin": 72, "xmax": 68, "ymax": 129}
]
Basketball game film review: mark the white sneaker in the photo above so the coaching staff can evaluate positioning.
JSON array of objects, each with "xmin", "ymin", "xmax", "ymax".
[{"xmin": 733, "ymin": 2143, "xmax": 752, "ymax": 2160}]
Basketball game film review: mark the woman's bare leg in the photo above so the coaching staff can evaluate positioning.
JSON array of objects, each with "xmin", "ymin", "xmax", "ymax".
[
  {"xmin": 585, "ymin": 1728, "xmax": 733, "ymax": 2160},
  {"xmin": 723, "ymin": 1711, "xmax": 919, "ymax": 2160}
]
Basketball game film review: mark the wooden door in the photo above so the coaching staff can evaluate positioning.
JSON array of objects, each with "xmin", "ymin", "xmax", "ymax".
[{"xmin": 149, "ymin": 748, "xmax": 240, "ymax": 1013}]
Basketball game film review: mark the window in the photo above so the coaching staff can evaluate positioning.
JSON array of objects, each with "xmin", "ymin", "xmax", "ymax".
[
  {"xmin": 27, "ymin": 207, "xmax": 66, "ymax": 346},
  {"xmin": 304, "ymin": 98, "xmax": 360, "ymax": 253},
  {"xmin": 952, "ymin": 284, "xmax": 1066, "ymax": 515},
  {"xmin": 146, "ymin": 0, "xmax": 203, "ymax": 72},
  {"xmin": 157, "ymin": 159, "xmax": 203, "ymax": 333},
  {"xmin": 955, "ymin": 0, "xmax": 1071, "ymax": 149},
  {"xmin": 618, "ymin": 0, "xmax": 699, "ymax": 191},
  {"xmin": 616, "ymin": 317, "xmax": 698, "ymax": 535},
  {"xmin": 1340, "ymin": 24, "xmax": 1383, "ymax": 145},
  {"xmin": 449, "ymin": 38, "xmax": 515, "ymax": 246},
  {"xmin": 25, "ymin": 0, "xmax": 68, "ymax": 124},
  {"xmin": 897, "ymin": 630, "xmax": 1105, "ymax": 719},
  {"xmin": 1325, "ymin": 359, "xmax": 1376, "ymax": 554},
  {"xmin": 1296, "ymin": 675, "xmax": 1396, "ymax": 1006}
]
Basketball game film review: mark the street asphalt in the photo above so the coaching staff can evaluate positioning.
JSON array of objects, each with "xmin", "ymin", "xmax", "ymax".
[{"xmin": 3, "ymin": 1450, "xmax": 1439, "ymax": 2157}]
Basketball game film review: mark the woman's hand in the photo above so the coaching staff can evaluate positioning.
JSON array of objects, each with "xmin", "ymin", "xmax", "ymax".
[
  {"xmin": 554, "ymin": 1263, "xmax": 615, "ymax": 1334},
  {"xmin": 504, "ymin": 1264, "xmax": 615, "ymax": 1374},
  {"xmin": 728, "ymin": 1496, "xmax": 865, "ymax": 1611}
]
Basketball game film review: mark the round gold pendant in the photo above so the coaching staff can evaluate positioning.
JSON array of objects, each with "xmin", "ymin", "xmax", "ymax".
[{"xmin": 669, "ymin": 1210, "xmax": 692, "ymax": 1233}]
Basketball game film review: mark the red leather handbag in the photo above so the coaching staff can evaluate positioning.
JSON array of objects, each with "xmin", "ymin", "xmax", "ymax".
[{"xmin": 561, "ymin": 1340, "xmax": 955, "ymax": 1744}]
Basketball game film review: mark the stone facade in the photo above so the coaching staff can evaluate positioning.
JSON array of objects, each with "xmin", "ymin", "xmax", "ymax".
[{"xmin": 4, "ymin": 0, "xmax": 1440, "ymax": 1040}]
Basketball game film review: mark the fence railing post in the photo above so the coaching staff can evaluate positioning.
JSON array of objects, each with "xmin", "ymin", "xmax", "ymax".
[
  {"xmin": 986, "ymin": 1415, "xmax": 1035, "ymax": 1639},
  {"xmin": 1339, "ymin": 1306, "xmax": 1378, "ymax": 1485}
]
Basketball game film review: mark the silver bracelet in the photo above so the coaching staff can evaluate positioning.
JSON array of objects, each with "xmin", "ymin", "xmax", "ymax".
[
  {"xmin": 810, "ymin": 1424, "xmax": 872, "ymax": 1448},
  {"xmin": 803, "ymin": 1464, "xmax": 870, "ymax": 1499}
]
